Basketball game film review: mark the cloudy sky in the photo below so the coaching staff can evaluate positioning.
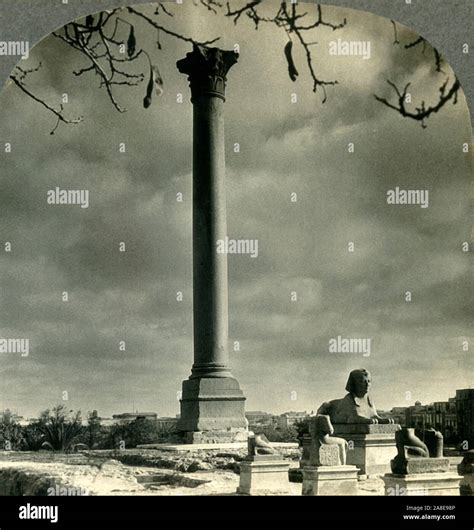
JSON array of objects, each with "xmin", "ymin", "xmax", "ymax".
[{"xmin": 0, "ymin": 2, "xmax": 471, "ymax": 419}]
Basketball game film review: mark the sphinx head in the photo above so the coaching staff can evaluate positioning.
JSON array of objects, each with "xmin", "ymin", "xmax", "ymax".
[{"xmin": 345, "ymin": 369, "xmax": 372, "ymax": 399}]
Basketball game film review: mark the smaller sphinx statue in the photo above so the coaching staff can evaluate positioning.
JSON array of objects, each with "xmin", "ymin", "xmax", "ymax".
[
  {"xmin": 239, "ymin": 432, "xmax": 290, "ymax": 495},
  {"xmin": 247, "ymin": 432, "xmax": 276, "ymax": 458},
  {"xmin": 309, "ymin": 414, "xmax": 348, "ymax": 466},
  {"xmin": 391, "ymin": 427, "xmax": 445, "ymax": 474}
]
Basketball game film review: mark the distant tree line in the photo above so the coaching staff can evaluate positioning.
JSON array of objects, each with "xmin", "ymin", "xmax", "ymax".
[{"xmin": 0, "ymin": 406, "xmax": 175, "ymax": 452}]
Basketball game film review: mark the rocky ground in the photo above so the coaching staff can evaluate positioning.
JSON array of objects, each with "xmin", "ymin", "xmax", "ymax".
[{"xmin": 0, "ymin": 449, "xmax": 385, "ymax": 496}]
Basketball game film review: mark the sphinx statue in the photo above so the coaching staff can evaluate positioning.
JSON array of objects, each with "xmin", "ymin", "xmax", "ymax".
[
  {"xmin": 317, "ymin": 368, "xmax": 394, "ymax": 425},
  {"xmin": 309, "ymin": 414, "xmax": 348, "ymax": 466},
  {"xmin": 391, "ymin": 427, "xmax": 445, "ymax": 474},
  {"xmin": 315, "ymin": 369, "xmax": 400, "ymax": 476},
  {"xmin": 247, "ymin": 432, "xmax": 276, "ymax": 457}
]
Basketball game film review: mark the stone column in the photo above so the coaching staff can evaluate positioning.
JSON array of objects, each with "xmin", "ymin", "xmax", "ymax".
[{"xmin": 176, "ymin": 45, "xmax": 247, "ymax": 443}]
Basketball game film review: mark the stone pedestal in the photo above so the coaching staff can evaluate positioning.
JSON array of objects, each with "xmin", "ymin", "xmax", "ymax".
[
  {"xmin": 333, "ymin": 423, "xmax": 400, "ymax": 476},
  {"xmin": 300, "ymin": 434, "xmax": 311, "ymax": 468},
  {"xmin": 302, "ymin": 465, "xmax": 359, "ymax": 496},
  {"xmin": 458, "ymin": 451, "xmax": 474, "ymax": 495},
  {"xmin": 176, "ymin": 45, "xmax": 247, "ymax": 442},
  {"xmin": 460, "ymin": 473, "xmax": 474, "ymax": 496},
  {"xmin": 383, "ymin": 473, "xmax": 461, "ymax": 496},
  {"xmin": 237, "ymin": 457, "xmax": 290, "ymax": 495},
  {"xmin": 384, "ymin": 456, "xmax": 462, "ymax": 496},
  {"xmin": 289, "ymin": 435, "xmax": 312, "ymax": 483}
]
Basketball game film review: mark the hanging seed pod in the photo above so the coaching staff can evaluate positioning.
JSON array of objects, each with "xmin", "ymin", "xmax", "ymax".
[
  {"xmin": 152, "ymin": 65, "xmax": 164, "ymax": 97},
  {"xmin": 143, "ymin": 70, "xmax": 153, "ymax": 108},
  {"xmin": 156, "ymin": 29, "xmax": 162, "ymax": 50},
  {"xmin": 127, "ymin": 26, "xmax": 136, "ymax": 58},
  {"xmin": 143, "ymin": 95, "xmax": 152, "ymax": 109},
  {"xmin": 143, "ymin": 64, "xmax": 164, "ymax": 108},
  {"xmin": 284, "ymin": 40, "xmax": 299, "ymax": 82}
]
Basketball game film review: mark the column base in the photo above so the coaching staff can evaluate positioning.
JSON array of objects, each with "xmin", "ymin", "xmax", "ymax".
[
  {"xmin": 183, "ymin": 429, "xmax": 248, "ymax": 444},
  {"xmin": 177, "ymin": 376, "xmax": 247, "ymax": 442}
]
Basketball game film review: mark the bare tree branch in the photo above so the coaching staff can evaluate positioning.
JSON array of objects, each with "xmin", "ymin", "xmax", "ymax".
[
  {"xmin": 9, "ymin": 65, "xmax": 83, "ymax": 135},
  {"xmin": 379, "ymin": 20, "xmax": 456, "ymax": 126},
  {"xmin": 226, "ymin": 0, "xmax": 263, "ymax": 25},
  {"xmin": 391, "ymin": 20, "xmax": 399, "ymax": 45},
  {"xmin": 226, "ymin": 1, "xmax": 346, "ymax": 102},
  {"xmin": 433, "ymin": 48, "xmax": 444, "ymax": 74},
  {"xmin": 405, "ymin": 35, "xmax": 425, "ymax": 51},
  {"xmin": 392, "ymin": 22, "xmax": 445, "ymax": 73},
  {"xmin": 11, "ymin": 3, "xmax": 218, "ymax": 127},
  {"xmin": 374, "ymin": 77, "xmax": 460, "ymax": 128},
  {"xmin": 19, "ymin": 1, "xmax": 341, "ymax": 116},
  {"xmin": 296, "ymin": 4, "xmax": 346, "ymax": 31},
  {"xmin": 155, "ymin": 3, "xmax": 174, "ymax": 17},
  {"xmin": 195, "ymin": 0, "xmax": 223, "ymax": 14},
  {"xmin": 126, "ymin": 6, "xmax": 220, "ymax": 46}
]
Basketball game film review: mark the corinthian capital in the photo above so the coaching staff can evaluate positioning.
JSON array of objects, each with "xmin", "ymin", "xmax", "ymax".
[{"xmin": 177, "ymin": 44, "xmax": 238, "ymax": 101}]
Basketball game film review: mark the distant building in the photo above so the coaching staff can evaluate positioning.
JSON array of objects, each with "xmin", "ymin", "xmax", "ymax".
[
  {"xmin": 155, "ymin": 417, "xmax": 178, "ymax": 432},
  {"xmin": 246, "ymin": 411, "xmax": 274, "ymax": 428},
  {"xmin": 390, "ymin": 407, "xmax": 407, "ymax": 427},
  {"xmin": 98, "ymin": 417, "xmax": 115, "ymax": 427},
  {"xmin": 405, "ymin": 400, "xmax": 428, "ymax": 429},
  {"xmin": 0, "ymin": 411, "xmax": 17, "ymax": 421},
  {"xmin": 456, "ymin": 389, "xmax": 474, "ymax": 447},
  {"xmin": 277, "ymin": 411, "xmax": 308, "ymax": 430},
  {"xmin": 433, "ymin": 399, "xmax": 458, "ymax": 441},
  {"xmin": 246, "ymin": 411, "xmax": 269, "ymax": 421},
  {"xmin": 404, "ymin": 399, "xmax": 458, "ymax": 442},
  {"xmin": 112, "ymin": 412, "xmax": 158, "ymax": 425},
  {"xmin": 0, "ymin": 411, "xmax": 27, "ymax": 425},
  {"xmin": 396, "ymin": 391, "xmax": 472, "ymax": 445}
]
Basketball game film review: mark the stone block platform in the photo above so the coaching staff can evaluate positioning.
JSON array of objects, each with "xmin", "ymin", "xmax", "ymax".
[
  {"xmin": 383, "ymin": 472, "xmax": 461, "ymax": 496},
  {"xmin": 237, "ymin": 457, "xmax": 291, "ymax": 495},
  {"xmin": 302, "ymin": 465, "xmax": 359, "ymax": 496},
  {"xmin": 333, "ymin": 423, "xmax": 400, "ymax": 476}
]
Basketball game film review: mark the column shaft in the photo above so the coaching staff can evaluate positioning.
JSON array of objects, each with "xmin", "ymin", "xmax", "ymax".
[{"xmin": 191, "ymin": 95, "xmax": 230, "ymax": 377}]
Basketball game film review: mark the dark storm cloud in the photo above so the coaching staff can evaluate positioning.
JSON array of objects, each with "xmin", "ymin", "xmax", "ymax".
[{"xmin": 0, "ymin": 3, "xmax": 471, "ymax": 417}]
